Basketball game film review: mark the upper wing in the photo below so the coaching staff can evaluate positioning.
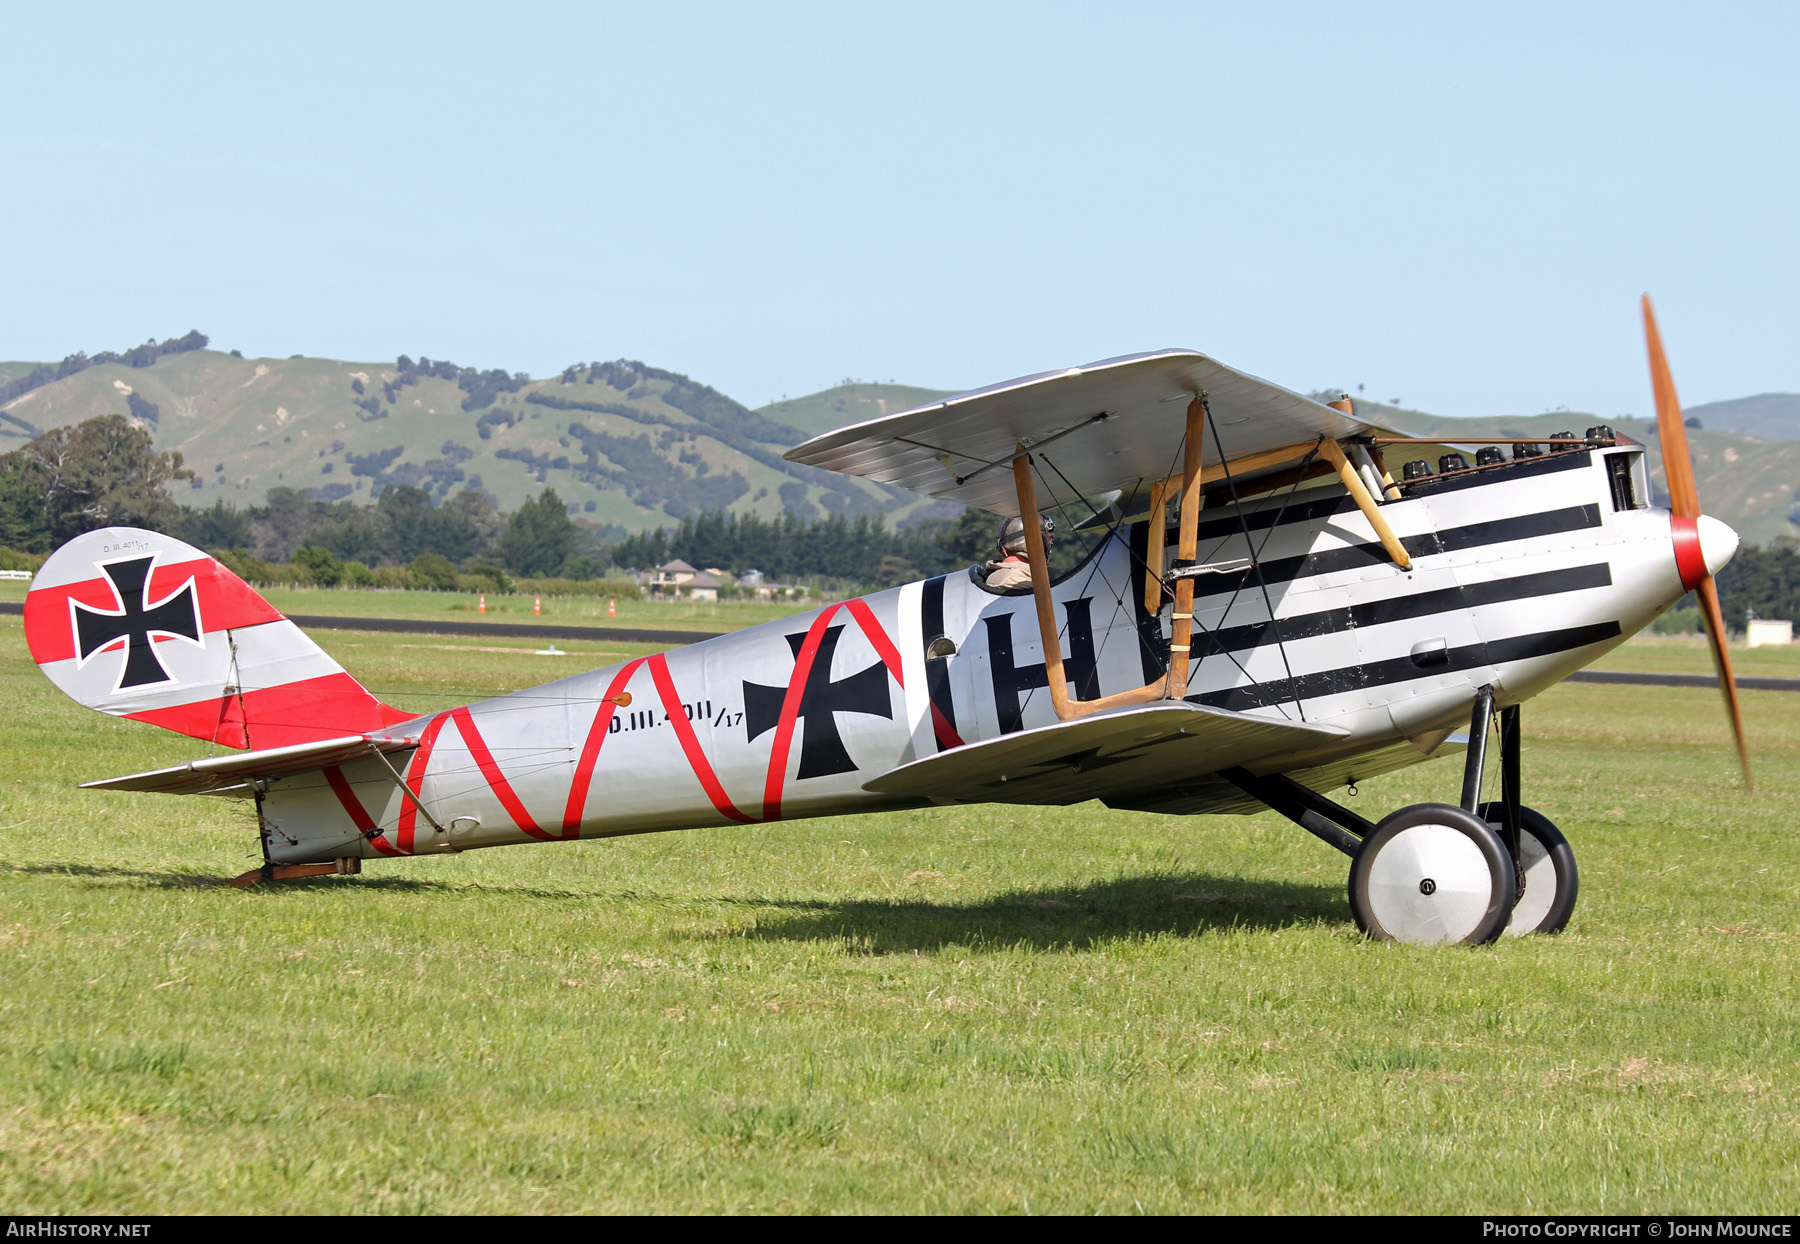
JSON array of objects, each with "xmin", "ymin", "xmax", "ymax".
[
  {"xmin": 81, "ymin": 733, "xmax": 416, "ymax": 797},
  {"xmin": 862, "ymin": 700, "xmax": 1347, "ymax": 806},
  {"xmin": 784, "ymin": 349, "xmax": 1407, "ymax": 514}
]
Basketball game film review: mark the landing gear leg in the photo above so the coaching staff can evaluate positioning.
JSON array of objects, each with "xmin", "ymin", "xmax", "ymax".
[
  {"xmin": 1475, "ymin": 699, "xmax": 1580, "ymax": 935},
  {"xmin": 1229, "ymin": 688, "xmax": 1561, "ymax": 945},
  {"xmin": 1346, "ymin": 685, "xmax": 1517, "ymax": 945}
]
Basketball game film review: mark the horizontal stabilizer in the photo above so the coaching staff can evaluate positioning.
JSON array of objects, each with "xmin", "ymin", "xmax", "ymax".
[
  {"xmin": 82, "ymin": 733, "xmax": 416, "ymax": 797},
  {"xmin": 863, "ymin": 701, "xmax": 1346, "ymax": 806}
]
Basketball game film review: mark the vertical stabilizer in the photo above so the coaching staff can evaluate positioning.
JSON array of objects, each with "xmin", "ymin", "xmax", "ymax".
[{"xmin": 25, "ymin": 527, "xmax": 413, "ymax": 749}]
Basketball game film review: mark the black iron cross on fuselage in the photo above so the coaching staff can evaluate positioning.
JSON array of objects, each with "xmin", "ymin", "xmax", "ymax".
[
  {"xmin": 73, "ymin": 556, "xmax": 203, "ymax": 690},
  {"xmin": 743, "ymin": 624, "xmax": 893, "ymax": 780}
]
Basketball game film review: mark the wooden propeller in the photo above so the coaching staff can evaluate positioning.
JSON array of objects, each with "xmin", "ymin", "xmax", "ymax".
[{"xmin": 1643, "ymin": 293, "xmax": 1753, "ymax": 790}]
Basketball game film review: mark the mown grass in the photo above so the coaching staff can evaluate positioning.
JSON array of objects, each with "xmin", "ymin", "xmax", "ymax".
[
  {"xmin": 1588, "ymin": 633, "xmax": 1800, "ymax": 680},
  {"xmin": 0, "ymin": 612, "xmax": 1796, "ymax": 1213},
  {"xmin": 257, "ymin": 586, "xmax": 816, "ymax": 634}
]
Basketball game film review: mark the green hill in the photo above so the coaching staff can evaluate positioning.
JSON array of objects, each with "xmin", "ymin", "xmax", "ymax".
[
  {"xmin": 1682, "ymin": 393, "xmax": 1800, "ymax": 442},
  {"xmin": 757, "ymin": 383, "xmax": 956, "ymax": 440},
  {"xmin": 5, "ymin": 340, "xmax": 1794, "ymax": 545},
  {"xmin": 1, "ymin": 352, "xmax": 951, "ymax": 533},
  {"xmin": 0, "ymin": 362, "xmax": 44, "ymax": 387}
]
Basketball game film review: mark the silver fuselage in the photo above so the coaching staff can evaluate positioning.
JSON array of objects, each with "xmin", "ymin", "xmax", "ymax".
[{"xmin": 263, "ymin": 445, "xmax": 1685, "ymax": 864}]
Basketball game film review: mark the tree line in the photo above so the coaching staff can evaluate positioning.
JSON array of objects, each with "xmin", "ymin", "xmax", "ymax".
[
  {"xmin": 0, "ymin": 415, "xmax": 612, "ymax": 587},
  {"xmin": 8, "ymin": 412, "xmax": 1799, "ymax": 623},
  {"xmin": 0, "ymin": 414, "xmax": 990, "ymax": 593}
]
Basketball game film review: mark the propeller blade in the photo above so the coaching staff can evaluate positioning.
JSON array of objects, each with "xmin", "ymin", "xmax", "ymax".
[
  {"xmin": 1642, "ymin": 293, "xmax": 1701, "ymax": 518},
  {"xmin": 1694, "ymin": 575, "xmax": 1754, "ymax": 791},
  {"xmin": 1645, "ymin": 293, "xmax": 1753, "ymax": 790}
]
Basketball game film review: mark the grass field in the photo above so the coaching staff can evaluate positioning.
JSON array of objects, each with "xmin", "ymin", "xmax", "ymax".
[
  {"xmin": 1587, "ymin": 633, "xmax": 1800, "ymax": 680},
  {"xmin": 0, "ymin": 610, "xmax": 1797, "ymax": 1213},
  {"xmin": 255, "ymin": 586, "xmax": 819, "ymax": 635}
]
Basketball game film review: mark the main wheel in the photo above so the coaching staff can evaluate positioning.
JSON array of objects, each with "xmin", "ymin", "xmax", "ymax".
[
  {"xmin": 1478, "ymin": 802, "xmax": 1579, "ymax": 936},
  {"xmin": 1349, "ymin": 803, "xmax": 1517, "ymax": 945}
]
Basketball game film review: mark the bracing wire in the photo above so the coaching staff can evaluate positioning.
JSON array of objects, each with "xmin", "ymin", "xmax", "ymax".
[{"xmin": 1202, "ymin": 398, "xmax": 1311, "ymax": 721}]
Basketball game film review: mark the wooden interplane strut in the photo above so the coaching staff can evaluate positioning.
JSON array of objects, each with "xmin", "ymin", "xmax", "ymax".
[
  {"xmin": 1017, "ymin": 396, "xmax": 1412, "ymax": 722},
  {"xmin": 1317, "ymin": 439, "xmax": 1411, "ymax": 570}
]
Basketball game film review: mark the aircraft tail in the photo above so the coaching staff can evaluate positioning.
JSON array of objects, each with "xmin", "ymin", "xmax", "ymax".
[{"xmin": 25, "ymin": 527, "xmax": 414, "ymax": 750}]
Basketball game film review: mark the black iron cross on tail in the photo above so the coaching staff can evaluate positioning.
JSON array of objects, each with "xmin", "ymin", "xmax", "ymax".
[
  {"xmin": 72, "ymin": 556, "xmax": 202, "ymax": 690},
  {"xmin": 743, "ymin": 624, "xmax": 893, "ymax": 779}
]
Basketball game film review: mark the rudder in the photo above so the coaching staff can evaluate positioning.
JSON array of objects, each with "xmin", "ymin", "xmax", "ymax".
[{"xmin": 26, "ymin": 527, "xmax": 413, "ymax": 749}]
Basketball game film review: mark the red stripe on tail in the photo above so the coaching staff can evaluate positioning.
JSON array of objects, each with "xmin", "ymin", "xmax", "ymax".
[{"xmin": 123, "ymin": 673, "xmax": 402, "ymax": 751}]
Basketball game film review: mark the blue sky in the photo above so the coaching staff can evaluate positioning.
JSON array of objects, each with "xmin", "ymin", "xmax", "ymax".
[{"xmin": 3, "ymin": 2, "xmax": 1796, "ymax": 417}]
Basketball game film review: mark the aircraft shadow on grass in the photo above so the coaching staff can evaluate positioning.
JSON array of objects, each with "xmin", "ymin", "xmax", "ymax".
[
  {"xmin": 18, "ymin": 862, "xmax": 619, "ymax": 902},
  {"xmin": 14, "ymin": 862, "xmax": 226, "ymax": 889},
  {"xmin": 733, "ymin": 873, "xmax": 1348, "ymax": 953},
  {"xmin": 17, "ymin": 863, "xmax": 1347, "ymax": 949}
]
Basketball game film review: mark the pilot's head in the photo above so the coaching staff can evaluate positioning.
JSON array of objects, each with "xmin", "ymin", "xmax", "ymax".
[{"xmin": 997, "ymin": 515, "xmax": 1055, "ymax": 557}]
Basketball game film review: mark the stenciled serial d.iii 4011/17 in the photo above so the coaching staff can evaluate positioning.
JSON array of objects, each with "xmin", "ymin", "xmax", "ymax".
[{"xmin": 24, "ymin": 297, "xmax": 1754, "ymax": 944}]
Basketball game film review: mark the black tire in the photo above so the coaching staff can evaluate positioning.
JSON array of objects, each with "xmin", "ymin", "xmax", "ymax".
[
  {"xmin": 1478, "ymin": 802, "xmax": 1579, "ymax": 936},
  {"xmin": 1349, "ymin": 803, "xmax": 1518, "ymax": 946}
]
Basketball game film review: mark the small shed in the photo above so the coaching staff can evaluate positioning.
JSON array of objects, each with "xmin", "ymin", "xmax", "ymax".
[{"xmin": 1746, "ymin": 619, "xmax": 1793, "ymax": 648}]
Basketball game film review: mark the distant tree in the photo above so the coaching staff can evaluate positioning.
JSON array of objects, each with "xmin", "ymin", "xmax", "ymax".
[
  {"xmin": 250, "ymin": 486, "xmax": 326, "ymax": 562},
  {"xmin": 938, "ymin": 507, "xmax": 993, "ymax": 566},
  {"xmin": 292, "ymin": 544, "xmax": 342, "ymax": 586},
  {"xmin": 374, "ymin": 484, "xmax": 482, "ymax": 564},
  {"xmin": 462, "ymin": 562, "xmax": 514, "ymax": 593},
  {"xmin": 179, "ymin": 499, "xmax": 253, "ymax": 550},
  {"xmin": 0, "ymin": 414, "xmax": 192, "ymax": 551},
  {"xmin": 1716, "ymin": 544, "xmax": 1800, "ymax": 632},
  {"xmin": 408, "ymin": 552, "xmax": 458, "ymax": 590},
  {"xmin": 496, "ymin": 488, "xmax": 578, "ymax": 576},
  {"xmin": 557, "ymin": 553, "xmax": 604, "ymax": 580},
  {"xmin": 444, "ymin": 486, "xmax": 505, "ymax": 546},
  {"xmin": 873, "ymin": 554, "xmax": 919, "ymax": 588}
]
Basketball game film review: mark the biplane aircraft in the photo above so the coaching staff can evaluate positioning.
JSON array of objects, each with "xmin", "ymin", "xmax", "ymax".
[{"xmin": 23, "ymin": 298, "xmax": 1752, "ymax": 944}]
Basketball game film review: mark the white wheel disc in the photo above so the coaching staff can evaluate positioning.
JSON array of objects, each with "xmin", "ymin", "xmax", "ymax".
[
  {"xmin": 1365, "ymin": 822, "xmax": 1496, "ymax": 945},
  {"xmin": 1505, "ymin": 830, "xmax": 1556, "ymax": 936}
]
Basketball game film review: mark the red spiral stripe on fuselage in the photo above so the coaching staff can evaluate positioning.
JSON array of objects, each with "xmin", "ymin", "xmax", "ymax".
[
  {"xmin": 323, "ymin": 763, "xmax": 403, "ymax": 857},
  {"xmin": 562, "ymin": 657, "xmax": 648, "ymax": 834},
  {"xmin": 394, "ymin": 712, "xmax": 452, "ymax": 853},
  {"xmin": 383, "ymin": 598, "xmax": 909, "ymax": 843},
  {"xmin": 648, "ymin": 652, "xmax": 757, "ymax": 823}
]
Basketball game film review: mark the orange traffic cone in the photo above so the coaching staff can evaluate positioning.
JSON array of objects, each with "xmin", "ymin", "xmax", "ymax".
[
  {"xmin": 533, "ymin": 596, "xmax": 541, "ymax": 615},
  {"xmin": 608, "ymin": 598, "xmax": 616, "ymax": 618},
  {"xmin": 478, "ymin": 594, "xmax": 486, "ymax": 614}
]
